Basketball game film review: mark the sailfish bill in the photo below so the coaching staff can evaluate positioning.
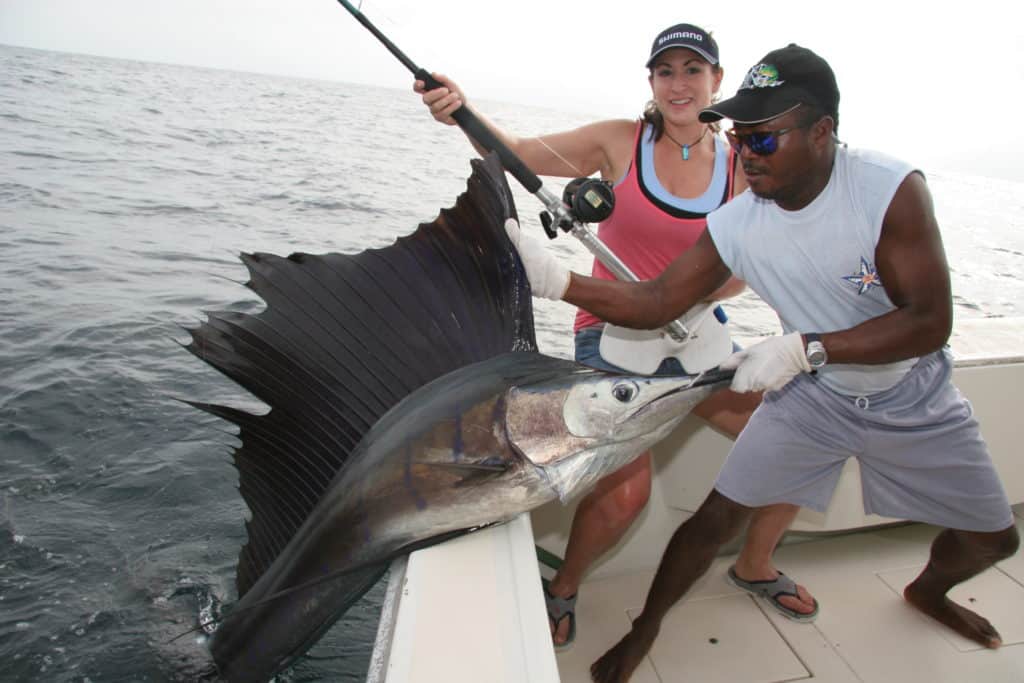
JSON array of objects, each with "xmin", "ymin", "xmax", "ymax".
[{"xmin": 185, "ymin": 154, "xmax": 731, "ymax": 681}]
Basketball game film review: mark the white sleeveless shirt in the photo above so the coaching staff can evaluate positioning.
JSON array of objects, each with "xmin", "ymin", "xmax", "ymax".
[{"xmin": 708, "ymin": 145, "xmax": 918, "ymax": 396}]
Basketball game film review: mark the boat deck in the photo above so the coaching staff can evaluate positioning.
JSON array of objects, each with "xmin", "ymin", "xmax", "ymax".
[{"xmin": 552, "ymin": 505, "xmax": 1024, "ymax": 683}]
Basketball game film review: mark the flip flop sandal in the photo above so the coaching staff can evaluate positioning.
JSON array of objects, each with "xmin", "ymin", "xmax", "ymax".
[
  {"xmin": 726, "ymin": 565, "xmax": 820, "ymax": 623},
  {"xmin": 536, "ymin": 546, "xmax": 578, "ymax": 649},
  {"xmin": 542, "ymin": 577, "xmax": 577, "ymax": 651}
]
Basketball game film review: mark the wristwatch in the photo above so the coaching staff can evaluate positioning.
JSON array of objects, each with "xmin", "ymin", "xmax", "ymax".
[{"xmin": 804, "ymin": 333, "xmax": 828, "ymax": 369}]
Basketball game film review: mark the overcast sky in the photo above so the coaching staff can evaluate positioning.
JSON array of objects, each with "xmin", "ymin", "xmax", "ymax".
[{"xmin": 3, "ymin": 0, "xmax": 1023, "ymax": 181}]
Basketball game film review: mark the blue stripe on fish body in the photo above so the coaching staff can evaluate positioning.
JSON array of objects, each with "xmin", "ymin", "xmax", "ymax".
[
  {"xmin": 452, "ymin": 413, "xmax": 464, "ymax": 462},
  {"xmin": 403, "ymin": 443, "xmax": 428, "ymax": 511}
]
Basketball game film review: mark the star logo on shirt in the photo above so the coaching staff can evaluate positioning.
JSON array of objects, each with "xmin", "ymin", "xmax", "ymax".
[{"xmin": 843, "ymin": 257, "xmax": 883, "ymax": 294}]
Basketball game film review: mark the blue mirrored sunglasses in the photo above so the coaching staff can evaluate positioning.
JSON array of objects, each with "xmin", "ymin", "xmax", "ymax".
[{"xmin": 724, "ymin": 127, "xmax": 800, "ymax": 156}]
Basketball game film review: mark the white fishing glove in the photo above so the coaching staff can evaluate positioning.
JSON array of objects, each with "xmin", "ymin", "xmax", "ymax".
[
  {"xmin": 719, "ymin": 332, "xmax": 811, "ymax": 393},
  {"xmin": 504, "ymin": 218, "xmax": 570, "ymax": 301}
]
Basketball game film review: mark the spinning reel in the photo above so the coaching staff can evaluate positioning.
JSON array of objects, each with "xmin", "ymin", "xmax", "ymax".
[{"xmin": 539, "ymin": 177, "xmax": 616, "ymax": 238}]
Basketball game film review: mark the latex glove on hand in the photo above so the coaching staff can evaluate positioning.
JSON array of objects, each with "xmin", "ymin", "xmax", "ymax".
[
  {"xmin": 504, "ymin": 218, "xmax": 570, "ymax": 301},
  {"xmin": 719, "ymin": 332, "xmax": 811, "ymax": 393}
]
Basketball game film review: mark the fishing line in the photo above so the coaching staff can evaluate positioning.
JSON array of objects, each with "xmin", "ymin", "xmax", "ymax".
[{"xmin": 534, "ymin": 136, "xmax": 584, "ymax": 176}]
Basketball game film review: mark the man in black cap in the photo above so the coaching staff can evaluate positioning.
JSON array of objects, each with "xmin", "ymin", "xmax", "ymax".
[{"xmin": 502, "ymin": 44, "xmax": 1019, "ymax": 682}]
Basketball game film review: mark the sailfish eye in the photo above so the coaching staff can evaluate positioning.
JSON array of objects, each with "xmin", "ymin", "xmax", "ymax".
[{"xmin": 611, "ymin": 381, "xmax": 639, "ymax": 403}]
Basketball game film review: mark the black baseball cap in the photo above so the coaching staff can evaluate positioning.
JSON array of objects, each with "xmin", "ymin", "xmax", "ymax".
[
  {"xmin": 699, "ymin": 44, "xmax": 839, "ymax": 125},
  {"xmin": 645, "ymin": 24, "xmax": 719, "ymax": 68}
]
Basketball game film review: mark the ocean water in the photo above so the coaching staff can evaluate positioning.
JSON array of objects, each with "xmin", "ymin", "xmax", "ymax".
[{"xmin": 1, "ymin": 43, "xmax": 1022, "ymax": 681}]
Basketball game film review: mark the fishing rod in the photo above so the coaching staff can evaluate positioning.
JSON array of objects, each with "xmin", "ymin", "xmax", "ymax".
[{"xmin": 334, "ymin": 0, "xmax": 693, "ymax": 343}]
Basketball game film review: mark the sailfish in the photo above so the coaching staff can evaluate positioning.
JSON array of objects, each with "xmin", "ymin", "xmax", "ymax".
[{"xmin": 185, "ymin": 154, "xmax": 731, "ymax": 681}]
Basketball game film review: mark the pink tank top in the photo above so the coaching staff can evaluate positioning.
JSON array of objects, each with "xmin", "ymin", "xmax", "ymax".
[{"xmin": 573, "ymin": 121, "xmax": 738, "ymax": 333}]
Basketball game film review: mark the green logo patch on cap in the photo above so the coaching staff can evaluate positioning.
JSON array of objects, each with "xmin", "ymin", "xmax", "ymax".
[{"xmin": 741, "ymin": 64, "xmax": 785, "ymax": 90}]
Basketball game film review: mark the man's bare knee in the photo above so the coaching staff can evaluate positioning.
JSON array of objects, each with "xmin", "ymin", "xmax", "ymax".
[{"xmin": 689, "ymin": 490, "xmax": 752, "ymax": 545}]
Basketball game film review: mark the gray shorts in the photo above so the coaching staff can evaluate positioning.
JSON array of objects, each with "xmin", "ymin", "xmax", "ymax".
[{"xmin": 715, "ymin": 349, "xmax": 1014, "ymax": 532}]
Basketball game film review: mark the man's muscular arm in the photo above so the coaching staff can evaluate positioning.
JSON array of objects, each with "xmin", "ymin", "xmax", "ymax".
[
  {"xmin": 563, "ymin": 229, "xmax": 733, "ymax": 329},
  {"xmin": 818, "ymin": 172, "xmax": 952, "ymax": 363}
]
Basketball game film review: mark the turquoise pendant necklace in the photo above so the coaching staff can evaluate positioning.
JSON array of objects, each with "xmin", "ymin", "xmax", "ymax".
[{"xmin": 663, "ymin": 125, "xmax": 710, "ymax": 161}]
